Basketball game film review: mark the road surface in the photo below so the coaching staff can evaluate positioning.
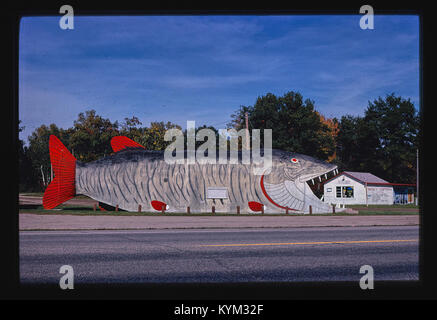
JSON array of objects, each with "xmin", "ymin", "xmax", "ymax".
[{"xmin": 20, "ymin": 225, "xmax": 419, "ymax": 284}]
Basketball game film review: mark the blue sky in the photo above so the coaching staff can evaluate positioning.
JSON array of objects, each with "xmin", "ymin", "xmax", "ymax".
[{"xmin": 19, "ymin": 15, "xmax": 420, "ymax": 143}]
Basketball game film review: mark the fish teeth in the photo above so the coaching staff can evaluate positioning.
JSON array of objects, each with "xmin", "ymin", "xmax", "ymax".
[{"xmin": 304, "ymin": 168, "xmax": 337, "ymax": 184}]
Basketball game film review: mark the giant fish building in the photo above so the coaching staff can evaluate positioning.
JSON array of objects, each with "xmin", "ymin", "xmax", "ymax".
[{"xmin": 43, "ymin": 135, "xmax": 341, "ymax": 214}]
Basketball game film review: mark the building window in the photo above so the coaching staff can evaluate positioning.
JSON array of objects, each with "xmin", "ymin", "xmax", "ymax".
[
  {"xmin": 342, "ymin": 186, "xmax": 354, "ymax": 198},
  {"xmin": 327, "ymin": 188, "xmax": 332, "ymax": 192},
  {"xmin": 336, "ymin": 186, "xmax": 354, "ymax": 198}
]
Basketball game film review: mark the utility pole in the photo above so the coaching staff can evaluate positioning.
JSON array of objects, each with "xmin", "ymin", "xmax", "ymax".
[
  {"xmin": 245, "ymin": 112, "xmax": 250, "ymax": 150},
  {"xmin": 365, "ymin": 182, "xmax": 368, "ymax": 207}
]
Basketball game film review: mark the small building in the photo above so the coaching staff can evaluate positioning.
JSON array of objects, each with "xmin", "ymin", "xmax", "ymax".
[{"xmin": 323, "ymin": 171, "xmax": 415, "ymax": 206}]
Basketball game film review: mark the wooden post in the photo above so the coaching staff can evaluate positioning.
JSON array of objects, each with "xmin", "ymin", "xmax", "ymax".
[
  {"xmin": 161, "ymin": 207, "xmax": 165, "ymax": 214},
  {"xmin": 237, "ymin": 206, "xmax": 240, "ymax": 214},
  {"xmin": 138, "ymin": 204, "xmax": 142, "ymax": 212},
  {"xmin": 261, "ymin": 205, "xmax": 264, "ymax": 215},
  {"xmin": 93, "ymin": 203, "xmax": 96, "ymax": 212},
  {"xmin": 309, "ymin": 205, "xmax": 312, "ymax": 215},
  {"xmin": 187, "ymin": 206, "xmax": 190, "ymax": 214},
  {"xmin": 286, "ymin": 208, "xmax": 289, "ymax": 215},
  {"xmin": 115, "ymin": 205, "xmax": 119, "ymax": 212},
  {"xmin": 212, "ymin": 206, "xmax": 215, "ymax": 214},
  {"xmin": 332, "ymin": 204, "xmax": 335, "ymax": 214}
]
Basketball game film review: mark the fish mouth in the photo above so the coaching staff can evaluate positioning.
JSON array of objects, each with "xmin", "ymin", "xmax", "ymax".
[
  {"xmin": 261, "ymin": 165, "xmax": 339, "ymax": 212},
  {"xmin": 298, "ymin": 166, "xmax": 339, "ymax": 184}
]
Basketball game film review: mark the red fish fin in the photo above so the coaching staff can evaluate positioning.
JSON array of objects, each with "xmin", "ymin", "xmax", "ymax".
[
  {"xmin": 248, "ymin": 201, "xmax": 264, "ymax": 212},
  {"xmin": 43, "ymin": 135, "xmax": 76, "ymax": 209},
  {"xmin": 151, "ymin": 200, "xmax": 167, "ymax": 211},
  {"xmin": 111, "ymin": 136, "xmax": 145, "ymax": 152}
]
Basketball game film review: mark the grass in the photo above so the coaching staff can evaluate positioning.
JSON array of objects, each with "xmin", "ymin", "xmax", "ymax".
[
  {"xmin": 353, "ymin": 211, "xmax": 418, "ymax": 215},
  {"xmin": 347, "ymin": 204, "xmax": 419, "ymax": 209},
  {"xmin": 344, "ymin": 204, "xmax": 419, "ymax": 215}
]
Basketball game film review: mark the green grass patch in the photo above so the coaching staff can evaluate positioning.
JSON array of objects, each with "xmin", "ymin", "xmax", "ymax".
[
  {"xmin": 345, "ymin": 204, "xmax": 419, "ymax": 215},
  {"xmin": 347, "ymin": 204, "xmax": 419, "ymax": 209},
  {"xmin": 352, "ymin": 211, "xmax": 418, "ymax": 215}
]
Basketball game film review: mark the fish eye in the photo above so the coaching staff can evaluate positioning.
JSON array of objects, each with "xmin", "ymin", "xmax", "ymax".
[{"xmin": 291, "ymin": 158, "xmax": 298, "ymax": 163}]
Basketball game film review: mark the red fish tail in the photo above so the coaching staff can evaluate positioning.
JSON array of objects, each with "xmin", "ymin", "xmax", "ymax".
[{"xmin": 42, "ymin": 135, "xmax": 76, "ymax": 209}]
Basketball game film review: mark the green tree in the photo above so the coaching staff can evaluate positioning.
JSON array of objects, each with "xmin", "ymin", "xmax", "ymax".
[
  {"xmin": 26, "ymin": 123, "xmax": 70, "ymax": 189},
  {"xmin": 69, "ymin": 110, "xmax": 119, "ymax": 162},
  {"xmin": 118, "ymin": 116, "xmax": 144, "ymax": 147},
  {"xmin": 336, "ymin": 115, "xmax": 381, "ymax": 173},
  {"xmin": 229, "ymin": 91, "xmax": 336, "ymax": 160},
  {"xmin": 336, "ymin": 94, "xmax": 419, "ymax": 183},
  {"xmin": 142, "ymin": 121, "xmax": 182, "ymax": 150},
  {"xmin": 365, "ymin": 94, "xmax": 419, "ymax": 183},
  {"xmin": 18, "ymin": 121, "xmax": 39, "ymax": 192},
  {"xmin": 181, "ymin": 124, "xmax": 219, "ymax": 150}
]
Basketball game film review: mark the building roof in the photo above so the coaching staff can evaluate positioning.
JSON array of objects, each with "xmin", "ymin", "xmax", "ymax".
[
  {"xmin": 324, "ymin": 171, "xmax": 416, "ymax": 187},
  {"xmin": 343, "ymin": 171, "xmax": 389, "ymax": 184}
]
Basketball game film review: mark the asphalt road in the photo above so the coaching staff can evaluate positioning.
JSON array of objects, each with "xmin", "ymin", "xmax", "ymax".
[{"xmin": 20, "ymin": 226, "xmax": 419, "ymax": 284}]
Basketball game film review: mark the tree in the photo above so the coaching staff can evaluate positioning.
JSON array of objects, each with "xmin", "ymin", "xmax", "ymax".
[
  {"xmin": 229, "ymin": 91, "xmax": 337, "ymax": 160},
  {"xmin": 364, "ymin": 94, "xmax": 419, "ymax": 183},
  {"xmin": 336, "ymin": 94, "xmax": 419, "ymax": 183},
  {"xmin": 26, "ymin": 123, "xmax": 70, "ymax": 189},
  {"xmin": 336, "ymin": 115, "xmax": 381, "ymax": 173},
  {"xmin": 119, "ymin": 116, "xmax": 144, "ymax": 146},
  {"xmin": 69, "ymin": 110, "xmax": 119, "ymax": 162},
  {"xmin": 316, "ymin": 112, "xmax": 339, "ymax": 162},
  {"xmin": 142, "ymin": 121, "xmax": 182, "ymax": 150},
  {"xmin": 18, "ymin": 121, "xmax": 39, "ymax": 192},
  {"xmin": 181, "ymin": 124, "xmax": 219, "ymax": 150}
]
